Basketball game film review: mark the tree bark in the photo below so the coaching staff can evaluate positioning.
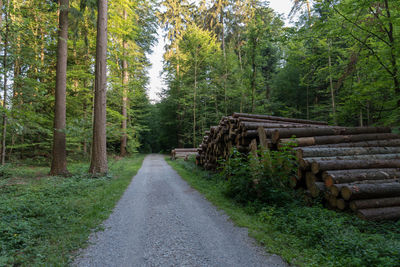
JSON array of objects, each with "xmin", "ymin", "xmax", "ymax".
[
  {"xmin": 1, "ymin": 0, "xmax": 8, "ymax": 165},
  {"xmin": 350, "ymin": 197, "xmax": 400, "ymax": 211},
  {"xmin": 233, "ymin": 112, "xmax": 328, "ymax": 125},
  {"xmin": 312, "ymin": 159, "xmax": 400, "ymax": 174},
  {"xmin": 357, "ymin": 206, "xmax": 400, "ymax": 221},
  {"xmin": 120, "ymin": 9, "xmax": 128, "ymax": 157},
  {"xmin": 296, "ymin": 139, "xmax": 400, "ymax": 148},
  {"xmin": 50, "ymin": 0, "xmax": 69, "ymax": 175},
  {"xmin": 272, "ymin": 126, "xmax": 391, "ymax": 143},
  {"xmin": 281, "ymin": 133, "xmax": 400, "ymax": 147},
  {"xmin": 341, "ymin": 182, "xmax": 400, "ymax": 200},
  {"xmin": 297, "ymin": 146, "xmax": 400, "ymax": 159},
  {"xmin": 323, "ymin": 169, "xmax": 400, "ymax": 187},
  {"xmin": 328, "ymin": 40, "xmax": 337, "ymax": 125},
  {"xmin": 89, "ymin": 0, "xmax": 108, "ymax": 175}
]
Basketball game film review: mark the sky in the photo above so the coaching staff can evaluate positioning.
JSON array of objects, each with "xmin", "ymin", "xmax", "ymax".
[{"xmin": 147, "ymin": 0, "xmax": 293, "ymax": 102}]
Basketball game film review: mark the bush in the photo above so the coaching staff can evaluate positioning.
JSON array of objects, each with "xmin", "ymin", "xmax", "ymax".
[{"xmin": 218, "ymin": 145, "xmax": 297, "ymax": 205}]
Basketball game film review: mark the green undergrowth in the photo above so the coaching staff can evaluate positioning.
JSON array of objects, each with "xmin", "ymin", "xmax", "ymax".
[
  {"xmin": 167, "ymin": 158, "xmax": 400, "ymax": 267},
  {"xmin": 0, "ymin": 155, "xmax": 145, "ymax": 266}
]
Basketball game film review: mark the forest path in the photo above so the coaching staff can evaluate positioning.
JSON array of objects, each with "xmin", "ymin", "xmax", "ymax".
[{"xmin": 74, "ymin": 154, "xmax": 288, "ymax": 267}]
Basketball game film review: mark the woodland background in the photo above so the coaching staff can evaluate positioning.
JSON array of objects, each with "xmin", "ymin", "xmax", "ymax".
[{"xmin": 0, "ymin": 0, "xmax": 399, "ymax": 162}]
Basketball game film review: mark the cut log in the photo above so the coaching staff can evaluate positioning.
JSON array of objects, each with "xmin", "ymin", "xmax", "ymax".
[
  {"xmin": 233, "ymin": 112, "xmax": 328, "ymax": 125},
  {"xmin": 239, "ymin": 122, "xmax": 322, "ymax": 130},
  {"xmin": 357, "ymin": 206, "xmax": 400, "ymax": 221},
  {"xmin": 341, "ymin": 182, "xmax": 400, "ymax": 201},
  {"xmin": 324, "ymin": 192, "xmax": 337, "ymax": 208},
  {"xmin": 272, "ymin": 127, "xmax": 391, "ymax": 143},
  {"xmin": 310, "ymin": 139, "xmax": 400, "ymax": 148},
  {"xmin": 323, "ymin": 169, "xmax": 400, "ymax": 187},
  {"xmin": 310, "ymin": 182, "xmax": 326, "ymax": 198},
  {"xmin": 296, "ymin": 147, "xmax": 400, "ymax": 158},
  {"xmin": 329, "ymin": 184, "xmax": 349, "ymax": 197},
  {"xmin": 311, "ymin": 159, "xmax": 400, "ymax": 174},
  {"xmin": 305, "ymin": 172, "xmax": 318, "ymax": 189},
  {"xmin": 350, "ymin": 197, "xmax": 400, "ymax": 211},
  {"xmin": 305, "ymin": 154, "xmax": 400, "ymax": 168},
  {"xmin": 336, "ymin": 199, "xmax": 347, "ymax": 210},
  {"xmin": 280, "ymin": 133, "xmax": 400, "ymax": 147}
]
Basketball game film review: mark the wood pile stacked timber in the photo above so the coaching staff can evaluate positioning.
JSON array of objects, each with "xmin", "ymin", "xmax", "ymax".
[
  {"xmin": 171, "ymin": 148, "xmax": 198, "ymax": 160},
  {"xmin": 196, "ymin": 112, "xmax": 400, "ymax": 221}
]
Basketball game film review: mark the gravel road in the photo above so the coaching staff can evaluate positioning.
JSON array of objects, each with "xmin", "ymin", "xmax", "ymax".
[{"xmin": 74, "ymin": 154, "xmax": 288, "ymax": 267}]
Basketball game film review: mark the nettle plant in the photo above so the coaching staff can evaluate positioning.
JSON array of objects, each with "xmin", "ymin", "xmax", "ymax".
[{"xmin": 218, "ymin": 144, "xmax": 297, "ymax": 205}]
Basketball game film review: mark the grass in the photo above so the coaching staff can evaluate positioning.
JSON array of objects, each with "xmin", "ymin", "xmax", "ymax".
[
  {"xmin": 167, "ymin": 158, "xmax": 400, "ymax": 267},
  {"xmin": 0, "ymin": 154, "xmax": 145, "ymax": 266}
]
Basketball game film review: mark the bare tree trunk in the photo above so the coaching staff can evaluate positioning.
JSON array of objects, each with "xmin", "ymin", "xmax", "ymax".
[
  {"xmin": 120, "ymin": 9, "xmax": 128, "ymax": 157},
  {"xmin": 0, "ymin": 0, "xmax": 3, "ymax": 44},
  {"xmin": 328, "ymin": 41, "xmax": 337, "ymax": 125},
  {"xmin": 89, "ymin": 0, "xmax": 108, "ymax": 175},
  {"xmin": 50, "ymin": 0, "xmax": 69, "ymax": 175},
  {"xmin": 1, "ymin": 0, "xmax": 9, "ymax": 165},
  {"xmin": 193, "ymin": 55, "xmax": 197, "ymax": 147},
  {"xmin": 220, "ymin": 5, "xmax": 227, "ymax": 116}
]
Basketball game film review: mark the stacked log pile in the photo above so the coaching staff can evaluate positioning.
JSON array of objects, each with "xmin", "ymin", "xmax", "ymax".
[
  {"xmin": 196, "ymin": 112, "xmax": 400, "ymax": 221},
  {"xmin": 171, "ymin": 148, "xmax": 198, "ymax": 160}
]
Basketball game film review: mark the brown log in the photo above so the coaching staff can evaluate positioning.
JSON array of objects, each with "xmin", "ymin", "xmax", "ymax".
[
  {"xmin": 329, "ymin": 184, "xmax": 349, "ymax": 197},
  {"xmin": 296, "ymin": 147, "xmax": 400, "ymax": 158},
  {"xmin": 305, "ymin": 172, "xmax": 318, "ymax": 189},
  {"xmin": 312, "ymin": 139, "xmax": 400, "ymax": 148},
  {"xmin": 357, "ymin": 206, "xmax": 400, "ymax": 221},
  {"xmin": 341, "ymin": 182, "xmax": 400, "ymax": 201},
  {"xmin": 324, "ymin": 192, "xmax": 337, "ymax": 207},
  {"xmin": 350, "ymin": 197, "xmax": 400, "ymax": 211},
  {"xmin": 306, "ymin": 154, "xmax": 400, "ymax": 169},
  {"xmin": 310, "ymin": 182, "xmax": 326, "ymax": 197},
  {"xmin": 311, "ymin": 159, "xmax": 400, "ymax": 174},
  {"xmin": 280, "ymin": 133, "xmax": 400, "ymax": 147},
  {"xmin": 272, "ymin": 127, "xmax": 391, "ymax": 143},
  {"xmin": 336, "ymin": 199, "xmax": 347, "ymax": 210},
  {"xmin": 233, "ymin": 112, "xmax": 328, "ymax": 125},
  {"xmin": 239, "ymin": 121, "xmax": 323, "ymax": 130},
  {"xmin": 323, "ymin": 169, "xmax": 400, "ymax": 187}
]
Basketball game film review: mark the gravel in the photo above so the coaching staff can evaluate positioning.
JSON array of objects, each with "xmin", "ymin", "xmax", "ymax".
[{"xmin": 73, "ymin": 154, "xmax": 288, "ymax": 267}]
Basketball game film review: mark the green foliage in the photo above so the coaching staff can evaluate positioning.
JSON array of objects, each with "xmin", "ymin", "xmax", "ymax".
[
  {"xmin": 218, "ymin": 146, "xmax": 297, "ymax": 205},
  {"xmin": 0, "ymin": 155, "xmax": 145, "ymax": 266},
  {"xmin": 168, "ymin": 158, "xmax": 400, "ymax": 267}
]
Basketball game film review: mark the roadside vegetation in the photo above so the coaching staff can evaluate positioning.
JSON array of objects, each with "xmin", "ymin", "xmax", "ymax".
[
  {"xmin": 167, "ymin": 152, "xmax": 400, "ymax": 267},
  {"xmin": 0, "ymin": 155, "xmax": 145, "ymax": 266}
]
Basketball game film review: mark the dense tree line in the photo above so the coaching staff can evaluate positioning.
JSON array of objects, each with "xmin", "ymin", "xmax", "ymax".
[
  {"xmin": 0, "ymin": 0, "xmax": 157, "ymax": 171},
  {"xmin": 154, "ymin": 0, "xmax": 400, "ymax": 151}
]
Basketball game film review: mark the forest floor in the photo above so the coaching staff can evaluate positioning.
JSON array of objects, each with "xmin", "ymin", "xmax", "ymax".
[
  {"xmin": 168, "ymin": 158, "xmax": 400, "ymax": 267},
  {"xmin": 74, "ymin": 154, "xmax": 287, "ymax": 266},
  {"xmin": 0, "ymin": 155, "xmax": 145, "ymax": 266}
]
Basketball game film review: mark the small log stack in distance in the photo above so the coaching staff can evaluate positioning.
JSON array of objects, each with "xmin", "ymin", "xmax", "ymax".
[
  {"xmin": 196, "ymin": 112, "xmax": 400, "ymax": 221},
  {"xmin": 171, "ymin": 148, "xmax": 198, "ymax": 160}
]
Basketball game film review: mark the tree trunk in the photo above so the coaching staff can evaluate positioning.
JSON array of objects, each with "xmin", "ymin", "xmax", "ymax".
[
  {"xmin": 341, "ymin": 182, "xmax": 400, "ymax": 201},
  {"xmin": 120, "ymin": 9, "xmax": 128, "ymax": 157},
  {"xmin": 50, "ymin": 0, "xmax": 69, "ymax": 175},
  {"xmin": 296, "ymin": 146, "xmax": 400, "ymax": 159},
  {"xmin": 293, "ymin": 139, "xmax": 400, "ymax": 148},
  {"xmin": 357, "ymin": 206, "xmax": 400, "ymax": 221},
  {"xmin": 328, "ymin": 41, "xmax": 337, "ymax": 125},
  {"xmin": 193, "ymin": 55, "xmax": 197, "ymax": 147},
  {"xmin": 1, "ymin": 0, "xmax": 8, "ymax": 165},
  {"xmin": 350, "ymin": 197, "xmax": 400, "ymax": 211},
  {"xmin": 323, "ymin": 169, "xmax": 400, "ymax": 187},
  {"xmin": 0, "ymin": 0, "xmax": 2, "ymax": 44},
  {"xmin": 281, "ymin": 133, "xmax": 400, "ymax": 147},
  {"xmin": 89, "ymin": 0, "xmax": 108, "ymax": 175},
  {"xmin": 312, "ymin": 159, "xmax": 400, "ymax": 174},
  {"xmin": 233, "ymin": 112, "xmax": 328, "ymax": 125},
  {"xmin": 272, "ymin": 126, "xmax": 391, "ymax": 143}
]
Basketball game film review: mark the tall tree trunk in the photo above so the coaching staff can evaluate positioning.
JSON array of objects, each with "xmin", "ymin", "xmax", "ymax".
[
  {"xmin": 50, "ymin": 0, "xmax": 69, "ymax": 175},
  {"xmin": 89, "ymin": 0, "xmax": 108, "ymax": 175},
  {"xmin": 193, "ymin": 55, "xmax": 197, "ymax": 147},
  {"xmin": 0, "ymin": 0, "xmax": 3, "ymax": 44},
  {"xmin": 120, "ymin": 9, "xmax": 128, "ymax": 157},
  {"xmin": 1, "ymin": 1, "xmax": 9, "ymax": 165},
  {"xmin": 383, "ymin": 0, "xmax": 399, "ymax": 108},
  {"xmin": 251, "ymin": 39, "xmax": 256, "ymax": 113},
  {"xmin": 220, "ymin": 5, "xmax": 227, "ymax": 116},
  {"xmin": 328, "ymin": 41, "xmax": 337, "ymax": 125}
]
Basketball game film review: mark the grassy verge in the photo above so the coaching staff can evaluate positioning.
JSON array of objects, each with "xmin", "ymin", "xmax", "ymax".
[
  {"xmin": 0, "ymin": 155, "xmax": 145, "ymax": 266},
  {"xmin": 167, "ymin": 158, "xmax": 400, "ymax": 267}
]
